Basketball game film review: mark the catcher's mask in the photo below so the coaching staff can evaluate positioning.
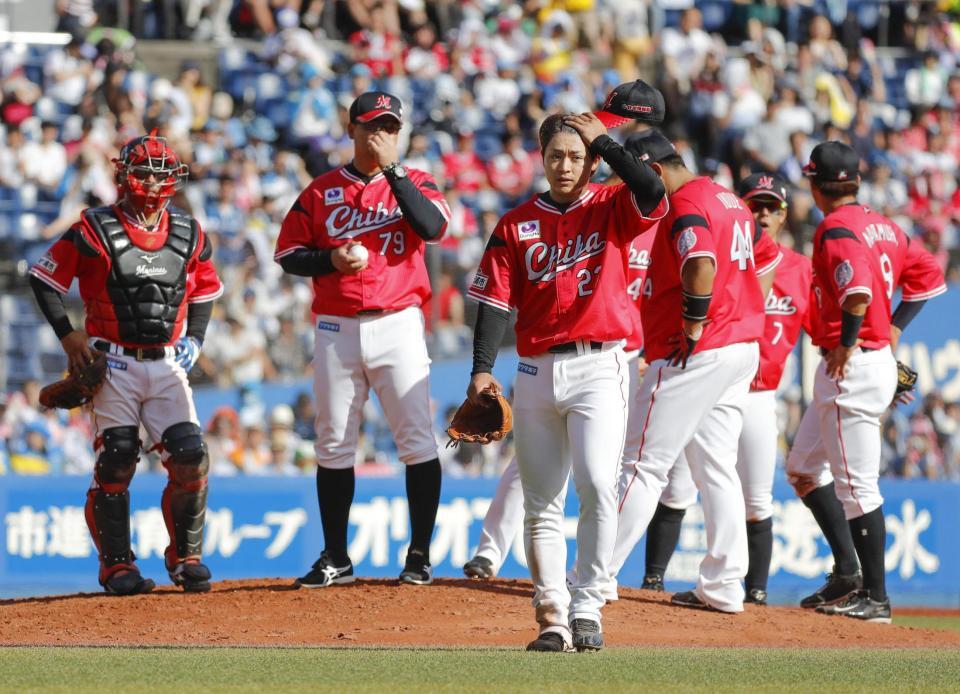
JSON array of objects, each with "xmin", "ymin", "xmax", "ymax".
[{"xmin": 113, "ymin": 131, "xmax": 188, "ymax": 220}]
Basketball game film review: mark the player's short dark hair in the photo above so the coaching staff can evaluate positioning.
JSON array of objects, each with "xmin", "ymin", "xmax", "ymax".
[
  {"xmin": 538, "ymin": 114, "xmax": 580, "ymax": 155},
  {"xmin": 813, "ymin": 180, "xmax": 860, "ymax": 198},
  {"xmin": 657, "ymin": 153, "xmax": 687, "ymax": 169}
]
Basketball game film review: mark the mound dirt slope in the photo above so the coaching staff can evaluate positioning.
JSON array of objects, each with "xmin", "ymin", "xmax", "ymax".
[{"xmin": 1, "ymin": 578, "xmax": 957, "ymax": 649}]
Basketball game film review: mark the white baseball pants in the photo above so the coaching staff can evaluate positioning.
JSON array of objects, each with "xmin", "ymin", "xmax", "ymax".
[
  {"xmin": 786, "ymin": 346, "xmax": 897, "ymax": 519},
  {"xmin": 614, "ymin": 341, "xmax": 759, "ymax": 612},
  {"xmin": 311, "ymin": 307, "xmax": 438, "ymax": 469},
  {"xmin": 513, "ymin": 342, "xmax": 628, "ymax": 636}
]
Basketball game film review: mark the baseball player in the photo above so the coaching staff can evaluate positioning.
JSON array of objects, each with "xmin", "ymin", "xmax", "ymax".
[
  {"xmin": 786, "ymin": 142, "xmax": 946, "ymax": 620},
  {"xmin": 462, "ymin": 150, "xmax": 658, "ymax": 586},
  {"xmin": 619, "ymin": 173, "xmax": 810, "ymax": 605},
  {"xmin": 466, "ymin": 103, "xmax": 667, "ymax": 652},
  {"xmin": 609, "ymin": 129, "xmax": 782, "ymax": 614},
  {"xmin": 275, "ymin": 91, "xmax": 451, "ymax": 587},
  {"xmin": 29, "ymin": 133, "xmax": 223, "ymax": 595},
  {"xmin": 462, "ymin": 229, "xmax": 655, "ymax": 585}
]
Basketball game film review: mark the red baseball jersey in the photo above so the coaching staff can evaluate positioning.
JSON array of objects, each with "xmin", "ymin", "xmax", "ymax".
[
  {"xmin": 752, "ymin": 246, "xmax": 812, "ymax": 391},
  {"xmin": 808, "ymin": 204, "xmax": 892, "ymax": 350},
  {"xmin": 623, "ymin": 227, "xmax": 655, "ymax": 352},
  {"xmin": 274, "ymin": 165, "xmax": 451, "ymax": 317},
  {"xmin": 641, "ymin": 177, "xmax": 777, "ymax": 362},
  {"xmin": 467, "ymin": 183, "xmax": 668, "ymax": 356},
  {"xmin": 28, "ymin": 207, "xmax": 223, "ymax": 347}
]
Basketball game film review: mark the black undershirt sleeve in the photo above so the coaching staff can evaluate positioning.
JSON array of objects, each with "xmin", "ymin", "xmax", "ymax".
[
  {"xmin": 185, "ymin": 301, "xmax": 214, "ymax": 344},
  {"xmin": 588, "ymin": 134, "xmax": 666, "ymax": 216},
  {"xmin": 891, "ymin": 299, "xmax": 926, "ymax": 332},
  {"xmin": 30, "ymin": 275, "xmax": 74, "ymax": 339},
  {"xmin": 278, "ymin": 248, "xmax": 336, "ymax": 276},
  {"xmin": 471, "ymin": 303, "xmax": 511, "ymax": 375},
  {"xmin": 387, "ymin": 175, "xmax": 447, "ymax": 241}
]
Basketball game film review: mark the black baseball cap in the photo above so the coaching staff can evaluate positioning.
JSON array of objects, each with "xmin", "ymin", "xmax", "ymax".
[
  {"xmin": 595, "ymin": 80, "xmax": 665, "ymax": 128},
  {"xmin": 739, "ymin": 172, "xmax": 790, "ymax": 206},
  {"xmin": 349, "ymin": 91, "xmax": 403, "ymax": 124},
  {"xmin": 623, "ymin": 128, "xmax": 677, "ymax": 163},
  {"xmin": 802, "ymin": 141, "xmax": 860, "ymax": 184}
]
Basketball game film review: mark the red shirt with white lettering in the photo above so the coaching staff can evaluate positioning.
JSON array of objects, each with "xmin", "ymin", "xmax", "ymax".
[
  {"xmin": 623, "ymin": 228, "xmax": 655, "ymax": 352},
  {"xmin": 275, "ymin": 165, "xmax": 451, "ymax": 317},
  {"xmin": 808, "ymin": 204, "xmax": 891, "ymax": 350},
  {"xmin": 752, "ymin": 246, "xmax": 812, "ymax": 391},
  {"xmin": 642, "ymin": 177, "xmax": 778, "ymax": 362},
  {"xmin": 467, "ymin": 183, "xmax": 668, "ymax": 356},
  {"xmin": 28, "ymin": 207, "xmax": 223, "ymax": 347}
]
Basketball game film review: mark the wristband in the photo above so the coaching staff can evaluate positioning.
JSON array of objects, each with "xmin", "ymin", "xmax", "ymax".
[
  {"xmin": 681, "ymin": 291, "xmax": 712, "ymax": 322},
  {"xmin": 839, "ymin": 310, "xmax": 865, "ymax": 348}
]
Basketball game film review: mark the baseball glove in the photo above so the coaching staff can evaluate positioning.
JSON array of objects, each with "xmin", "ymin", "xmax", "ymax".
[
  {"xmin": 39, "ymin": 351, "xmax": 108, "ymax": 410},
  {"xmin": 446, "ymin": 387, "xmax": 513, "ymax": 447},
  {"xmin": 896, "ymin": 360, "xmax": 918, "ymax": 397}
]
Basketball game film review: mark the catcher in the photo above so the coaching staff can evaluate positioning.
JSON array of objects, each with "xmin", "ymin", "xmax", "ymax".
[{"xmin": 29, "ymin": 132, "xmax": 223, "ymax": 596}]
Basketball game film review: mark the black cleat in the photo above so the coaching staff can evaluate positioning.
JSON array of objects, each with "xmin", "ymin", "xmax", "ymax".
[
  {"xmin": 463, "ymin": 555, "xmax": 495, "ymax": 579},
  {"xmin": 745, "ymin": 588, "xmax": 768, "ymax": 606},
  {"xmin": 103, "ymin": 569, "xmax": 155, "ymax": 596},
  {"xmin": 570, "ymin": 618, "xmax": 604, "ymax": 652},
  {"xmin": 399, "ymin": 550, "xmax": 433, "ymax": 585},
  {"xmin": 168, "ymin": 560, "xmax": 212, "ymax": 593},
  {"xmin": 526, "ymin": 631, "xmax": 573, "ymax": 652},
  {"xmin": 641, "ymin": 574, "xmax": 665, "ymax": 591},
  {"xmin": 800, "ymin": 568, "xmax": 862, "ymax": 609},
  {"xmin": 815, "ymin": 590, "xmax": 891, "ymax": 623},
  {"xmin": 671, "ymin": 590, "xmax": 714, "ymax": 610},
  {"xmin": 295, "ymin": 552, "xmax": 355, "ymax": 588}
]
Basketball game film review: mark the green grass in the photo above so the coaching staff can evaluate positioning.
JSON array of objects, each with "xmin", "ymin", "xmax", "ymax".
[
  {"xmin": 896, "ymin": 615, "xmax": 960, "ymax": 634},
  {"xmin": 1, "ymin": 647, "xmax": 959, "ymax": 693}
]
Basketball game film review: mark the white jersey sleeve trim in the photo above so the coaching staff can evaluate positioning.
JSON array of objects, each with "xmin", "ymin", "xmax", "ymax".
[
  {"xmin": 839, "ymin": 285, "xmax": 873, "ymax": 304},
  {"xmin": 679, "ymin": 251, "xmax": 717, "ymax": 274},
  {"xmin": 274, "ymin": 244, "xmax": 309, "ymax": 261},
  {"xmin": 188, "ymin": 284, "xmax": 225, "ymax": 304},
  {"xmin": 466, "ymin": 290, "xmax": 511, "ymax": 312},
  {"xmin": 901, "ymin": 285, "xmax": 947, "ymax": 302},
  {"xmin": 756, "ymin": 250, "xmax": 783, "ymax": 277},
  {"xmin": 28, "ymin": 268, "xmax": 69, "ymax": 294}
]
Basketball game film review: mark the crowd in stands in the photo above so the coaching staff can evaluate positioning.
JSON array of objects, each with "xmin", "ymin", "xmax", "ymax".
[{"xmin": 2, "ymin": 0, "xmax": 960, "ymax": 478}]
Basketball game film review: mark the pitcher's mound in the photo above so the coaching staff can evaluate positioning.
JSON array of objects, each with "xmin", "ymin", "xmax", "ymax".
[{"xmin": 1, "ymin": 578, "xmax": 956, "ymax": 649}]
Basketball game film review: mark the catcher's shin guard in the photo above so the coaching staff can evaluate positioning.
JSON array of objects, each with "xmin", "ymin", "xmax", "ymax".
[
  {"xmin": 85, "ymin": 426, "xmax": 140, "ymax": 581},
  {"xmin": 160, "ymin": 422, "xmax": 210, "ymax": 566}
]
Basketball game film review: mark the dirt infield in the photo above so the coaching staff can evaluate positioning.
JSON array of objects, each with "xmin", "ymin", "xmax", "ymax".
[{"xmin": 1, "ymin": 578, "xmax": 958, "ymax": 649}]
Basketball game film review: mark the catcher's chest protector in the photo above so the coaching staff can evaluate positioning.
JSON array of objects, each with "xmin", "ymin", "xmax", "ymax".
[{"xmin": 83, "ymin": 207, "xmax": 198, "ymax": 345}]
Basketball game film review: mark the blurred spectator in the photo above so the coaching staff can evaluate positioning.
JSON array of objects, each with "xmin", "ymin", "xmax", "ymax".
[
  {"xmin": 906, "ymin": 50, "xmax": 948, "ymax": 108},
  {"xmin": 207, "ymin": 406, "xmax": 244, "ymax": 475}
]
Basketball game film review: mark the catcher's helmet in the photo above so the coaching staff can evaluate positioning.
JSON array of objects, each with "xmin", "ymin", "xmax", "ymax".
[{"xmin": 113, "ymin": 131, "xmax": 188, "ymax": 217}]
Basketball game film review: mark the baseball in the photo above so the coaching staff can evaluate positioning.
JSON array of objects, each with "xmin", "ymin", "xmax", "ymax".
[{"xmin": 348, "ymin": 245, "xmax": 369, "ymax": 263}]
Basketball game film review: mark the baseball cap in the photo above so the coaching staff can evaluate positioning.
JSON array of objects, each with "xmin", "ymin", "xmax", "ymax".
[
  {"xmin": 349, "ymin": 91, "xmax": 403, "ymax": 124},
  {"xmin": 802, "ymin": 141, "xmax": 860, "ymax": 184},
  {"xmin": 623, "ymin": 128, "xmax": 677, "ymax": 163},
  {"xmin": 595, "ymin": 80, "xmax": 665, "ymax": 128},
  {"xmin": 738, "ymin": 172, "xmax": 790, "ymax": 205}
]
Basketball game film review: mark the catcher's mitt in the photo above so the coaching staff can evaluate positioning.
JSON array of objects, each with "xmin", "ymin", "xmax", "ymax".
[
  {"xmin": 896, "ymin": 360, "xmax": 918, "ymax": 397},
  {"xmin": 446, "ymin": 387, "xmax": 513, "ymax": 447},
  {"xmin": 39, "ymin": 351, "xmax": 108, "ymax": 410}
]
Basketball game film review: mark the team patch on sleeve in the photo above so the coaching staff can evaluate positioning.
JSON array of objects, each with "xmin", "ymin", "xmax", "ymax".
[
  {"xmin": 833, "ymin": 259, "xmax": 853, "ymax": 288},
  {"xmin": 471, "ymin": 271, "xmax": 489, "ymax": 291},
  {"xmin": 36, "ymin": 253, "xmax": 58, "ymax": 274},
  {"xmin": 676, "ymin": 228, "xmax": 697, "ymax": 257},
  {"xmin": 517, "ymin": 220, "xmax": 540, "ymax": 241},
  {"xmin": 517, "ymin": 362, "xmax": 538, "ymax": 376}
]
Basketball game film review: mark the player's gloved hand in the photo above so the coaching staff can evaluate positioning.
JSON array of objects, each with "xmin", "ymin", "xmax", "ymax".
[
  {"xmin": 174, "ymin": 336, "xmax": 201, "ymax": 372},
  {"xmin": 892, "ymin": 360, "xmax": 918, "ymax": 407},
  {"xmin": 665, "ymin": 325, "xmax": 702, "ymax": 369}
]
